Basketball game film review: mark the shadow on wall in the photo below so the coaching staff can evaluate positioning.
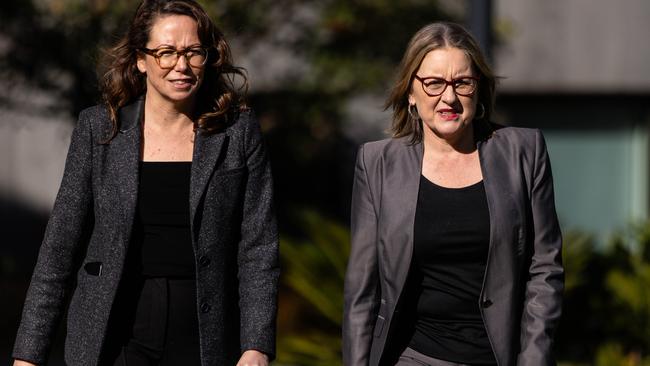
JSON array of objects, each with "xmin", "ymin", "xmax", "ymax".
[{"xmin": 0, "ymin": 194, "xmax": 68, "ymax": 365}]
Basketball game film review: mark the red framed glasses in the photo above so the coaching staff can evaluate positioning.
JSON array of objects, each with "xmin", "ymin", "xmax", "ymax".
[{"xmin": 414, "ymin": 75, "xmax": 479, "ymax": 97}]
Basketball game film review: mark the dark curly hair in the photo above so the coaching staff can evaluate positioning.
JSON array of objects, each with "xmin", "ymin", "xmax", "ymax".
[{"xmin": 98, "ymin": 0, "xmax": 247, "ymax": 141}]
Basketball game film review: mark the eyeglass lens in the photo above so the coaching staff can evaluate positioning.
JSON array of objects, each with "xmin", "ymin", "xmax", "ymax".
[
  {"xmin": 156, "ymin": 49, "xmax": 207, "ymax": 68},
  {"xmin": 422, "ymin": 78, "xmax": 476, "ymax": 96}
]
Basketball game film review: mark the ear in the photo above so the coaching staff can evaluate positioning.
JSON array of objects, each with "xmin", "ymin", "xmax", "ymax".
[
  {"xmin": 136, "ymin": 54, "xmax": 147, "ymax": 74},
  {"xmin": 406, "ymin": 75, "xmax": 419, "ymax": 105},
  {"xmin": 408, "ymin": 93, "xmax": 415, "ymax": 106}
]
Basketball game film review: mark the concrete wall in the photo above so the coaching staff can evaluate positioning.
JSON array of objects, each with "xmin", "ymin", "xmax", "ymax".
[{"xmin": 494, "ymin": 0, "xmax": 650, "ymax": 92}]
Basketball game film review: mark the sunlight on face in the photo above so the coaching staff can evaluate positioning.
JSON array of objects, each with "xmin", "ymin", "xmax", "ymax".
[
  {"xmin": 137, "ymin": 15, "xmax": 205, "ymax": 109},
  {"xmin": 409, "ymin": 47, "xmax": 478, "ymax": 143}
]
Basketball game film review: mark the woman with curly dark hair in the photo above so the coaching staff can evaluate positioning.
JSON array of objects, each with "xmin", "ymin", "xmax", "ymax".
[{"xmin": 12, "ymin": 1, "xmax": 278, "ymax": 365}]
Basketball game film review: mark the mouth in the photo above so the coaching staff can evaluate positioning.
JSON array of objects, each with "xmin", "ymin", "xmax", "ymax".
[
  {"xmin": 169, "ymin": 79, "xmax": 195, "ymax": 89},
  {"xmin": 437, "ymin": 108, "xmax": 460, "ymax": 120}
]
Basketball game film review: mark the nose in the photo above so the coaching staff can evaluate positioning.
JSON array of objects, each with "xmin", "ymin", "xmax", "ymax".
[
  {"xmin": 173, "ymin": 54, "xmax": 189, "ymax": 71},
  {"xmin": 440, "ymin": 83, "xmax": 458, "ymax": 104}
]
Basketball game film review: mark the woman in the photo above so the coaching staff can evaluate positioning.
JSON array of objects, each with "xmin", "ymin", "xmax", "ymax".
[
  {"xmin": 12, "ymin": 1, "xmax": 278, "ymax": 365},
  {"xmin": 343, "ymin": 22, "xmax": 563, "ymax": 366}
]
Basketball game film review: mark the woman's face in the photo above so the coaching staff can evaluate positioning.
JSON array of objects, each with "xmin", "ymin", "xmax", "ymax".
[
  {"xmin": 409, "ymin": 47, "xmax": 478, "ymax": 143},
  {"xmin": 137, "ymin": 15, "xmax": 205, "ymax": 109}
]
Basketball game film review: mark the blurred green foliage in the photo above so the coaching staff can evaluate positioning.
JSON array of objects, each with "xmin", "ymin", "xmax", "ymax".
[
  {"xmin": 200, "ymin": 0, "xmax": 449, "ymax": 93},
  {"xmin": 558, "ymin": 224, "xmax": 650, "ymax": 365},
  {"xmin": 277, "ymin": 209, "xmax": 349, "ymax": 366},
  {"xmin": 5, "ymin": 1, "xmax": 650, "ymax": 366}
]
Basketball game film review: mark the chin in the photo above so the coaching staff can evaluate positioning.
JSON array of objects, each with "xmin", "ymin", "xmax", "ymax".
[
  {"xmin": 165, "ymin": 89, "xmax": 199, "ymax": 102},
  {"xmin": 433, "ymin": 118, "xmax": 461, "ymax": 130},
  {"xmin": 427, "ymin": 119, "xmax": 471, "ymax": 139}
]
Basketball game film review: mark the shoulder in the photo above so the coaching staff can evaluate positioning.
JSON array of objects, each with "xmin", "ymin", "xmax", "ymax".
[
  {"xmin": 493, "ymin": 124, "xmax": 541, "ymax": 140},
  {"xmin": 228, "ymin": 106, "xmax": 256, "ymax": 126},
  {"xmin": 483, "ymin": 123, "xmax": 545, "ymax": 151},
  {"xmin": 359, "ymin": 136, "xmax": 413, "ymax": 160},
  {"xmin": 221, "ymin": 107, "xmax": 267, "ymax": 158},
  {"xmin": 223, "ymin": 106, "xmax": 259, "ymax": 136},
  {"xmin": 73, "ymin": 104, "xmax": 112, "ymax": 142},
  {"xmin": 197, "ymin": 106, "xmax": 259, "ymax": 145},
  {"xmin": 481, "ymin": 123, "xmax": 550, "ymax": 173},
  {"xmin": 78, "ymin": 104, "xmax": 109, "ymax": 121},
  {"xmin": 355, "ymin": 136, "xmax": 421, "ymax": 178},
  {"xmin": 78, "ymin": 103, "xmax": 112, "ymax": 131}
]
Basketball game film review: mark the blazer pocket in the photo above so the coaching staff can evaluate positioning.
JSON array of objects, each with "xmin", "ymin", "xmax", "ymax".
[
  {"xmin": 374, "ymin": 315, "xmax": 385, "ymax": 338},
  {"xmin": 215, "ymin": 165, "xmax": 246, "ymax": 177},
  {"xmin": 84, "ymin": 262, "xmax": 103, "ymax": 276}
]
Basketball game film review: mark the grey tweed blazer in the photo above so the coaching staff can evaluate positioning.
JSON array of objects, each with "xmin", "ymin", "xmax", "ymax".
[
  {"xmin": 13, "ymin": 97, "xmax": 279, "ymax": 366},
  {"xmin": 343, "ymin": 124, "xmax": 564, "ymax": 366}
]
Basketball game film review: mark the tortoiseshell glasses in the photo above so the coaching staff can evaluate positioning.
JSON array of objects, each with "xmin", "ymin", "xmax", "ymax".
[{"xmin": 139, "ymin": 46, "xmax": 209, "ymax": 69}]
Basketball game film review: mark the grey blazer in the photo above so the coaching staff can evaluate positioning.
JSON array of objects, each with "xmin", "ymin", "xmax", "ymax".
[
  {"xmin": 343, "ymin": 124, "xmax": 564, "ymax": 366},
  {"xmin": 13, "ymin": 98, "xmax": 279, "ymax": 366}
]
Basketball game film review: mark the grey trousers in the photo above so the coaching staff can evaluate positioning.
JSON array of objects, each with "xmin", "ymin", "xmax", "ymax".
[{"xmin": 394, "ymin": 347, "xmax": 470, "ymax": 366}]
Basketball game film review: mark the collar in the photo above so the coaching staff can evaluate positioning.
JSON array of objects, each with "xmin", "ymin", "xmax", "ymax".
[{"xmin": 118, "ymin": 95, "xmax": 145, "ymax": 133}]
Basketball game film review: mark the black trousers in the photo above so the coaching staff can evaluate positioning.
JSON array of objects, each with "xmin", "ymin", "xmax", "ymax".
[
  {"xmin": 394, "ymin": 347, "xmax": 467, "ymax": 366},
  {"xmin": 100, "ymin": 277, "xmax": 201, "ymax": 366}
]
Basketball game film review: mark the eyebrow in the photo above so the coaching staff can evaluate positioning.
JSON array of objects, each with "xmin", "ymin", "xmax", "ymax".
[
  {"xmin": 150, "ymin": 43, "xmax": 203, "ymax": 49},
  {"xmin": 418, "ymin": 75, "xmax": 475, "ymax": 79}
]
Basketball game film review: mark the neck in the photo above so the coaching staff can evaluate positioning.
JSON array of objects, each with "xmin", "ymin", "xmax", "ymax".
[
  {"xmin": 143, "ymin": 93, "xmax": 195, "ymax": 132},
  {"xmin": 422, "ymin": 122, "xmax": 476, "ymax": 156}
]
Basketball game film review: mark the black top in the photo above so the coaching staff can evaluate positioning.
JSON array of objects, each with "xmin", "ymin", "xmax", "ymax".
[
  {"xmin": 408, "ymin": 175, "xmax": 496, "ymax": 364},
  {"xmin": 131, "ymin": 162, "xmax": 195, "ymax": 278}
]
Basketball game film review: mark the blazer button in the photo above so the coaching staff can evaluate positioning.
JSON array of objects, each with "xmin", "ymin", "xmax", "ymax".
[
  {"xmin": 201, "ymin": 303, "xmax": 211, "ymax": 313},
  {"xmin": 199, "ymin": 255, "xmax": 211, "ymax": 267},
  {"xmin": 481, "ymin": 298, "xmax": 493, "ymax": 308}
]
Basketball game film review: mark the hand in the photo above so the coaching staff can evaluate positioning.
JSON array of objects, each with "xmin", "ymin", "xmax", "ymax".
[
  {"xmin": 236, "ymin": 349, "xmax": 269, "ymax": 366},
  {"xmin": 14, "ymin": 360, "xmax": 38, "ymax": 366}
]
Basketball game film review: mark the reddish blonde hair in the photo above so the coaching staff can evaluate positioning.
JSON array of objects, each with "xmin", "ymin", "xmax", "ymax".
[{"xmin": 385, "ymin": 22, "xmax": 496, "ymax": 143}]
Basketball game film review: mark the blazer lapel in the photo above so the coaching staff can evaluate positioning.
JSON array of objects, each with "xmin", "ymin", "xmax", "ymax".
[
  {"xmin": 113, "ymin": 97, "xmax": 144, "ymax": 247},
  {"xmin": 477, "ymin": 129, "xmax": 524, "ymax": 366},
  {"xmin": 478, "ymin": 134, "xmax": 521, "ymax": 280},
  {"xmin": 189, "ymin": 131, "xmax": 226, "ymax": 229},
  {"xmin": 380, "ymin": 140, "xmax": 423, "ymax": 302}
]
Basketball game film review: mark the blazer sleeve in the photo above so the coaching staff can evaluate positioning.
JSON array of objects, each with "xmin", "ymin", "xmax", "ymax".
[
  {"xmin": 343, "ymin": 144, "xmax": 380, "ymax": 366},
  {"xmin": 237, "ymin": 111, "xmax": 280, "ymax": 359},
  {"xmin": 13, "ymin": 110, "xmax": 95, "ymax": 365},
  {"xmin": 517, "ymin": 130, "xmax": 564, "ymax": 365}
]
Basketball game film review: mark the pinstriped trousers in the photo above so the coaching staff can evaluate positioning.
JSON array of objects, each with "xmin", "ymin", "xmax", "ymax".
[{"xmin": 100, "ymin": 277, "xmax": 201, "ymax": 366}]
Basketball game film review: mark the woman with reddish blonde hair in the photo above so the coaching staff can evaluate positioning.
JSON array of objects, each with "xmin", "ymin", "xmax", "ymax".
[{"xmin": 344, "ymin": 22, "xmax": 563, "ymax": 366}]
